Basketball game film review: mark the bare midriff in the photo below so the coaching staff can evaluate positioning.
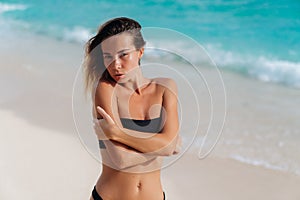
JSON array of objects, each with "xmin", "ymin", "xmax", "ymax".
[{"xmin": 96, "ymin": 165, "xmax": 164, "ymax": 200}]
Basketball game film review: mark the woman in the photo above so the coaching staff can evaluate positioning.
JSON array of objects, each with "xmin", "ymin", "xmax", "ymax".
[{"xmin": 83, "ymin": 17, "xmax": 180, "ymax": 200}]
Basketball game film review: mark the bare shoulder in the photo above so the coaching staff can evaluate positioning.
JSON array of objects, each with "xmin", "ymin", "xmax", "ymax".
[
  {"xmin": 95, "ymin": 80, "xmax": 115, "ymax": 97},
  {"xmin": 94, "ymin": 81, "xmax": 116, "ymax": 104},
  {"xmin": 96, "ymin": 80, "xmax": 115, "ymax": 91},
  {"xmin": 152, "ymin": 77, "xmax": 177, "ymax": 94}
]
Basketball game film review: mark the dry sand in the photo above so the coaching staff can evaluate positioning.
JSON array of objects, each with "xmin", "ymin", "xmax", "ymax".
[{"xmin": 1, "ymin": 110, "xmax": 300, "ymax": 199}]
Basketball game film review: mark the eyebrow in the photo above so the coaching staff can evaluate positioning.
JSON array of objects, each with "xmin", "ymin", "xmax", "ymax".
[{"xmin": 103, "ymin": 48, "xmax": 131, "ymax": 55}]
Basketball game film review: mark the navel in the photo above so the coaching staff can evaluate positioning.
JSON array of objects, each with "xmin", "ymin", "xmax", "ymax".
[{"xmin": 137, "ymin": 181, "xmax": 142, "ymax": 190}]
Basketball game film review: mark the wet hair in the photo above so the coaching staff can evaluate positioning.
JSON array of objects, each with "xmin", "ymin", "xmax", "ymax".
[{"xmin": 83, "ymin": 17, "xmax": 146, "ymax": 96}]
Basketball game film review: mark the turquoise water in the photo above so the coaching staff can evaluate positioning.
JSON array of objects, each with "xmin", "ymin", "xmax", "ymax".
[{"xmin": 1, "ymin": 0, "xmax": 300, "ymax": 88}]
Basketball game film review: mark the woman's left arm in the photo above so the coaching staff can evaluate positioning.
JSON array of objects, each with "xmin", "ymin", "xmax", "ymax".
[{"xmin": 98, "ymin": 79, "xmax": 180, "ymax": 156}]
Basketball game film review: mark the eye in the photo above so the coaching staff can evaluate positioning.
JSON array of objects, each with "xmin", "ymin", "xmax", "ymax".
[
  {"xmin": 103, "ymin": 55, "xmax": 112, "ymax": 60},
  {"xmin": 120, "ymin": 52, "xmax": 128, "ymax": 58}
]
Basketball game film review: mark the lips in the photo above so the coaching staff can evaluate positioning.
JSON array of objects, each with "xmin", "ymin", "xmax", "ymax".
[{"xmin": 114, "ymin": 73, "xmax": 125, "ymax": 80}]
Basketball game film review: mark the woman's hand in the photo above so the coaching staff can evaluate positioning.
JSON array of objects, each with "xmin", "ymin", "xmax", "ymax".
[
  {"xmin": 95, "ymin": 106, "xmax": 120, "ymax": 140},
  {"xmin": 173, "ymin": 135, "xmax": 182, "ymax": 155}
]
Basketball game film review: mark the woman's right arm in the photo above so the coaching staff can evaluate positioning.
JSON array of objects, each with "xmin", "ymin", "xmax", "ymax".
[
  {"xmin": 97, "ymin": 79, "xmax": 181, "ymax": 156},
  {"xmin": 93, "ymin": 81, "xmax": 159, "ymax": 169}
]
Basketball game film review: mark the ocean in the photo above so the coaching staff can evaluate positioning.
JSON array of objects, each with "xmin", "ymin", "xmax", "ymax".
[
  {"xmin": 1, "ymin": 0, "xmax": 300, "ymax": 175},
  {"xmin": 1, "ymin": 0, "xmax": 300, "ymax": 87}
]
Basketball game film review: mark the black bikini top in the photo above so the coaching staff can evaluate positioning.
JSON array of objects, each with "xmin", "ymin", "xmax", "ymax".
[
  {"xmin": 120, "ymin": 116, "xmax": 163, "ymax": 133},
  {"xmin": 98, "ymin": 116, "xmax": 163, "ymax": 149}
]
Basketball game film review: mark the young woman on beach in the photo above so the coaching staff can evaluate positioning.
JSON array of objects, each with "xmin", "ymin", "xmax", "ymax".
[{"xmin": 83, "ymin": 17, "xmax": 181, "ymax": 200}]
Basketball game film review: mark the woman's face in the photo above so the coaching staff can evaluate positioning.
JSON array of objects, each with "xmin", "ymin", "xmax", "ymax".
[{"xmin": 101, "ymin": 32, "xmax": 144, "ymax": 82}]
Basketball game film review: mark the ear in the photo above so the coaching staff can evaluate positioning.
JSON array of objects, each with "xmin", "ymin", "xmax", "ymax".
[{"xmin": 138, "ymin": 48, "xmax": 144, "ymax": 59}]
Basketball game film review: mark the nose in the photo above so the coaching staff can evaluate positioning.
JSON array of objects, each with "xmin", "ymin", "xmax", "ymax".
[{"xmin": 111, "ymin": 57, "xmax": 121, "ymax": 69}]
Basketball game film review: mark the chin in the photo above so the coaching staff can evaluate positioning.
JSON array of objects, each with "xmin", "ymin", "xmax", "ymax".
[{"xmin": 115, "ymin": 77, "xmax": 129, "ymax": 83}]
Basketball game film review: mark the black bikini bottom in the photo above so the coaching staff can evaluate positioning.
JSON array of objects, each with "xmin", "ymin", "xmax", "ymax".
[
  {"xmin": 92, "ymin": 186, "xmax": 103, "ymax": 200},
  {"xmin": 92, "ymin": 186, "xmax": 166, "ymax": 200}
]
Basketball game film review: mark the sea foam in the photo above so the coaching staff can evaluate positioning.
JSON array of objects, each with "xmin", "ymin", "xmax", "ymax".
[{"xmin": 0, "ymin": 2, "xmax": 28, "ymax": 14}]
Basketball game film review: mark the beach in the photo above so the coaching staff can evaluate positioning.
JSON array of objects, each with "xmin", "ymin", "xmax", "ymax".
[
  {"xmin": 1, "ymin": 31, "xmax": 300, "ymax": 200},
  {"xmin": 2, "ymin": 107, "xmax": 300, "ymax": 200}
]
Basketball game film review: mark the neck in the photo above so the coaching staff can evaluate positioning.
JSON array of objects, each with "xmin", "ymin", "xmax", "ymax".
[{"xmin": 118, "ymin": 67, "xmax": 149, "ymax": 95}]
